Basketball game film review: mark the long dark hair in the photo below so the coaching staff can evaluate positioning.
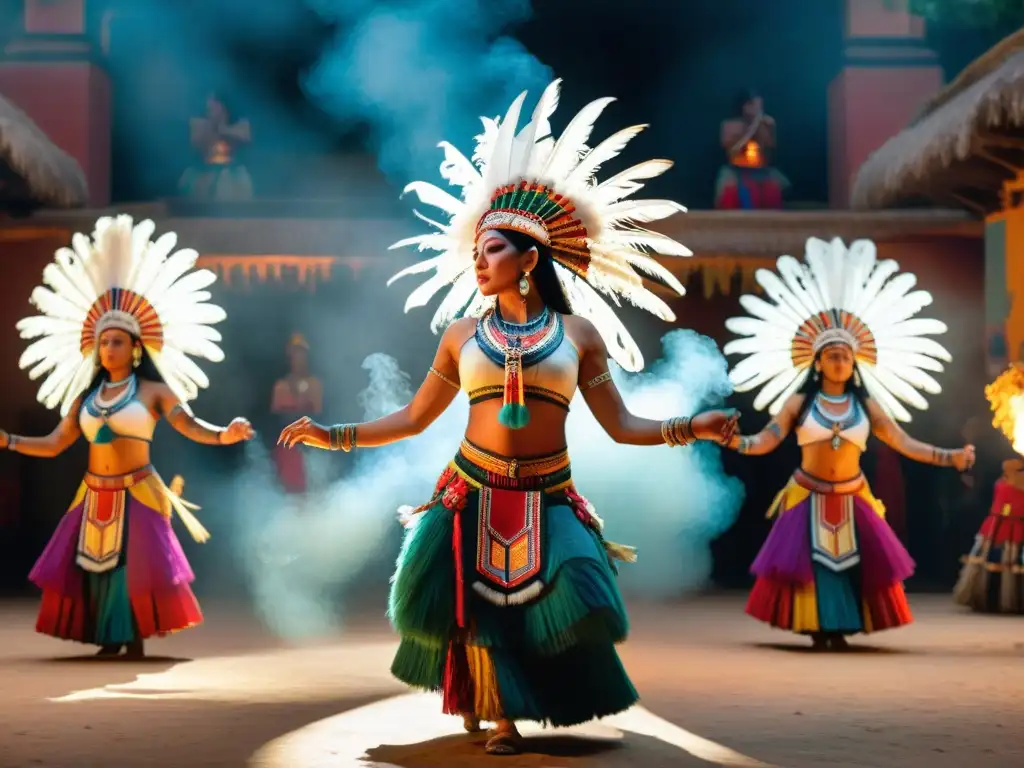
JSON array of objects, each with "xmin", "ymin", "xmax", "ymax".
[
  {"xmin": 795, "ymin": 345, "xmax": 871, "ymax": 424},
  {"xmin": 85, "ymin": 335, "xmax": 165, "ymax": 396},
  {"xmin": 496, "ymin": 229, "xmax": 574, "ymax": 316}
]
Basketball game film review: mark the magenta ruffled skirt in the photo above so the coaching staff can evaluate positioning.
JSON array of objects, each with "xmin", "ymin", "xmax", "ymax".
[{"xmin": 29, "ymin": 478, "xmax": 201, "ymax": 644}]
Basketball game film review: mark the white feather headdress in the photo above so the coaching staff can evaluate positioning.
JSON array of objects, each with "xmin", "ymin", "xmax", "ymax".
[
  {"xmin": 16, "ymin": 215, "xmax": 227, "ymax": 416},
  {"xmin": 723, "ymin": 237, "xmax": 951, "ymax": 422},
  {"xmin": 387, "ymin": 78, "xmax": 692, "ymax": 372}
]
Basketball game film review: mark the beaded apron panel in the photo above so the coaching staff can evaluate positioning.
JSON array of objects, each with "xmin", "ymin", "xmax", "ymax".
[
  {"xmin": 473, "ymin": 487, "xmax": 544, "ymax": 606},
  {"xmin": 76, "ymin": 488, "xmax": 127, "ymax": 574},
  {"xmin": 809, "ymin": 492, "xmax": 860, "ymax": 572}
]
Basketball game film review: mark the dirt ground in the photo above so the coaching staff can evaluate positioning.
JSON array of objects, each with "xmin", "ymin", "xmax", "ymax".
[{"xmin": 0, "ymin": 593, "xmax": 1021, "ymax": 768}]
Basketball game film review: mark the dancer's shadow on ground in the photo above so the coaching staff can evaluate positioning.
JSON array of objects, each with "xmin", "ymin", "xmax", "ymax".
[
  {"xmin": 364, "ymin": 731, "xmax": 723, "ymax": 766},
  {"xmin": 751, "ymin": 642, "xmax": 908, "ymax": 655},
  {"xmin": 38, "ymin": 654, "xmax": 192, "ymax": 665}
]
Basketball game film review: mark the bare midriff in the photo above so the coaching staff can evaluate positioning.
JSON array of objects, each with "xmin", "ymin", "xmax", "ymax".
[
  {"xmin": 799, "ymin": 441, "xmax": 862, "ymax": 483},
  {"xmin": 463, "ymin": 400, "xmax": 569, "ymax": 457},
  {"xmin": 86, "ymin": 440, "xmax": 153, "ymax": 477}
]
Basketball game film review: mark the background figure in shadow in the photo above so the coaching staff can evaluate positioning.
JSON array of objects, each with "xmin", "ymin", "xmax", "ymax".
[
  {"xmin": 715, "ymin": 89, "xmax": 789, "ymax": 209},
  {"xmin": 270, "ymin": 334, "xmax": 322, "ymax": 496},
  {"xmin": 179, "ymin": 92, "xmax": 254, "ymax": 201}
]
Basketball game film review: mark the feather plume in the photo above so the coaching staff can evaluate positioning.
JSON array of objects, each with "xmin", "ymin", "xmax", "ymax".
[
  {"xmin": 725, "ymin": 237, "xmax": 950, "ymax": 422},
  {"xmin": 387, "ymin": 80, "xmax": 691, "ymax": 372},
  {"xmin": 16, "ymin": 216, "xmax": 227, "ymax": 412}
]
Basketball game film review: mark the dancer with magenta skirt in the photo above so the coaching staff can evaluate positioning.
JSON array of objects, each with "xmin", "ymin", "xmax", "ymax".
[
  {"xmin": 3, "ymin": 215, "xmax": 253, "ymax": 658},
  {"xmin": 720, "ymin": 237, "xmax": 974, "ymax": 649}
]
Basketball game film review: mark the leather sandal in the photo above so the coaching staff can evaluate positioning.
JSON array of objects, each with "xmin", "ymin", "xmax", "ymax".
[{"xmin": 485, "ymin": 731, "xmax": 522, "ymax": 755}]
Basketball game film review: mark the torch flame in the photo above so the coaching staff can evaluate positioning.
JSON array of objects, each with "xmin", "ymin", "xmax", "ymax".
[{"xmin": 986, "ymin": 364, "xmax": 1024, "ymax": 454}]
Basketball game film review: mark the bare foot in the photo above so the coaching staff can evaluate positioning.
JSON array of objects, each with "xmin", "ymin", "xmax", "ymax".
[
  {"xmin": 462, "ymin": 714, "xmax": 482, "ymax": 733},
  {"xmin": 96, "ymin": 644, "xmax": 123, "ymax": 657}
]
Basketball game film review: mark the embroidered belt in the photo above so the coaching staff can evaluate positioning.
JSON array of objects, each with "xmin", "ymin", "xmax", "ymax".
[
  {"xmin": 84, "ymin": 465, "xmax": 155, "ymax": 491},
  {"xmin": 456, "ymin": 439, "xmax": 571, "ymax": 489},
  {"xmin": 794, "ymin": 468, "xmax": 864, "ymax": 496}
]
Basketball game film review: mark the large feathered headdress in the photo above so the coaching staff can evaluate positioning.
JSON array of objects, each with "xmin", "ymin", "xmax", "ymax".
[
  {"xmin": 16, "ymin": 215, "xmax": 227, "ymax": 416},
  {"xmin": 387, "ymin": 78, "xmax": 692, "ymax": 372},
  {"xmin": 724, "ymin": 237, "xmax": 951, "ymax": 422}
]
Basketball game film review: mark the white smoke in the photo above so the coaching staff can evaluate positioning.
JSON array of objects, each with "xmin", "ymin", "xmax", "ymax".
[{"xmin": 229, "ymin": 330, "xmax": 743, "ymax": 638}]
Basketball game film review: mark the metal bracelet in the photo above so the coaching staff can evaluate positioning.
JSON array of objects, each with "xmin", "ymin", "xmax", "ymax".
[
  {"xmin": 330, "ymin": 424, "xmax": 356, "ymax": 452},
  {"xmin": 584, "ymin": 371, "xmax": 612, "ymax": 390},
  {"xmin": 662, "ymin": 416, "xmax": 694, "ymax": 447}
]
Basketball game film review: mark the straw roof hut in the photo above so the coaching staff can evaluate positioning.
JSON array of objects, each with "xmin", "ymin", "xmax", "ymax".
[
  {"xmin": 0, "ymin": 93, "xmax": 88, "ymax": 213},
  {"xmin": 851, "ymin": 28, "xmax": 1024, "ymax": 213}
]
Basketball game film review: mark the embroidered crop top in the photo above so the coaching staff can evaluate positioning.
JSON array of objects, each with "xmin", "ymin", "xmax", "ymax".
[
  {"xmin": 795, "ymin": 394, "xmax": 870, "ymax": 451},
  {"xmin": 458, "ymin": 334, "xmax": 580, "ymax": 409},
  {"xmin": 79, "ymin": 377, "xmax": 157, "ymax": 445}
]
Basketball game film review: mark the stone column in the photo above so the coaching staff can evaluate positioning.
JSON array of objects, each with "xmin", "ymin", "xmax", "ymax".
[
  {"xmin": 828, "ymin": 0, "xmax": 943, "ymax": 208},
  {"xmin": 0, "ymin": 0, "xmax": 111, "ymax": 206}
]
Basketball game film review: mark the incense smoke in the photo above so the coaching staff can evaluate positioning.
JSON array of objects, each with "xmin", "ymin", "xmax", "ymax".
[
  {"xmin": 302, "ymin": 0, "xmax": 552, "ymax": 181},
  {"xmin": 206, "ymin": 0, "xmax": 744, "ymax": 638},
  {"xmin": 229, "ymin": 331, "xmax": 744, "ymax": 639}
]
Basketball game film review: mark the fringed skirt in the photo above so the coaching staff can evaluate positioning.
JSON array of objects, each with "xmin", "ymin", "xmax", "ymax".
[
  {"xmin": 28, "ymin": 466, "xmax": 202, "ymax": 646},
  {"xmin": 745, "ymin": 470, "xmax": 915, "ymax": 635},
  {"xmin": 953, "ymin": 479, "xmax": 1024, "ymax": 613},
  {"xmin": 388, "ymin": 440, "xmax": 638, "ymax": 727}
]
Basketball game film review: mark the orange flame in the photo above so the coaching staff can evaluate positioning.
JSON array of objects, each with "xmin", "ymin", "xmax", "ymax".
[{"xmin": 986, "ymin": 364, "xmax": 1024, "ymax": 453}]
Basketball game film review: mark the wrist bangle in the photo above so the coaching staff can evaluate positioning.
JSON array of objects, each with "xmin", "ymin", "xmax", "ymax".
[
  {"xmin": 661, "ymin": 416, "xmax": 695, "ymax": 447},
  {"xmin": 329, "ymin": 425, "xmax": 357, "ymax": 452}
]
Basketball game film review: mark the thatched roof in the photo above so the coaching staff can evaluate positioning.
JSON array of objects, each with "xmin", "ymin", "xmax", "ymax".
[
  {"xmin": 851, "ymin": 28, "xmax": 1024, "ymax": 213},
  {"xmin": 0, "ymin": 94, "xmax": 88, "ymax": 211}
]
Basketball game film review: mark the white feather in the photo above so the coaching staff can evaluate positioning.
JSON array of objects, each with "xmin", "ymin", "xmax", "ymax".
[
  {"xmin": 390, "ymin": 80, "xmax": 693, "ymax": 360},
  {"xmin": 16, "ymin": 216, "xmax": 229, "ymax": 410},
  {"xmin": 725, "ymin": 236, "xmax": 950, "ymax": 417}
]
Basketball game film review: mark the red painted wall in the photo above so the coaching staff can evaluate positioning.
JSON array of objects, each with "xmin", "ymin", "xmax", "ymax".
[{"xmin": 0, "ymin": 63, "xmax": 111, "ymax": 206}]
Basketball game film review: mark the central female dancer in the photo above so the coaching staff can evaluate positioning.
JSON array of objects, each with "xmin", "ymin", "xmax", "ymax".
[
  {"xmin": 279, "ymin": 79, "xmax": 738, "ymax": 754},
  {"xmin": 3, "ymin": 215, "xmax": 254, "ymax": 658},
  {"xmin": 720, "ymin": 237, "xmax": 973, "ymax": 649}
]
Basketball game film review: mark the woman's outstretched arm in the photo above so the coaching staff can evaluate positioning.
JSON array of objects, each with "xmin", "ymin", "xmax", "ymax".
[
  {"xmin": 574, "ymin": 317, "xmax": 738, "ymax": 446},
  {"xmin": 0, "ymin": 398, "xmax": 83, "ymax": 458},
  {"xmin": 720, "ymin": 394, "xmax": 803, "ymax": 456},
  {"xmin": 279, "ymin": 319, "xmax": 473, "ymax": 451},
  {"xmin": 866, "ymin": 398, "xmax": 974, "ymax": 470},
  {"xmin": 157, "ymin": 385, "xmax": 254, "ymax": 445}
]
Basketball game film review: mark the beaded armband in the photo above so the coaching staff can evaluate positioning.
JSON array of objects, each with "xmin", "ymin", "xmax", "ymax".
[
  {"xmin": 329, "ymin": 424, "xmax": 357, "ymax": 452},
  {"xmin": 428, "ymin": 366, "xmax": 459, "ymax": 389},
  {"xmin": 583, "ymin": 371, "xmax": 612, "ymax": 390},
  {"xmin": 661, "ymin": 416, "xmax": 696, "ymax": 447}
]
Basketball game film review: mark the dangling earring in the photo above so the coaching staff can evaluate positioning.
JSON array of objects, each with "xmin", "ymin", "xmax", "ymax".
[
  {"xmin": 519, "ymin": 271, "xmax": 531, "ymax": 297},
  {"xmin": 132, "ymin": 346, "xmax": 142, "ymax": 369},
  {"xmin": 853, "ymin": 370, "xmax": 862, "ymax": 388},
  {"xmin": 813, "ymin": 367, "xmax": 820, "ymax": 382}
]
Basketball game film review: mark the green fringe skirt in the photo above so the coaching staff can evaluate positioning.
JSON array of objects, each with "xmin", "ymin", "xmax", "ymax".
[{"xmin": 388, "ymin": 441, "xmax": 638, "ymax": 726}]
